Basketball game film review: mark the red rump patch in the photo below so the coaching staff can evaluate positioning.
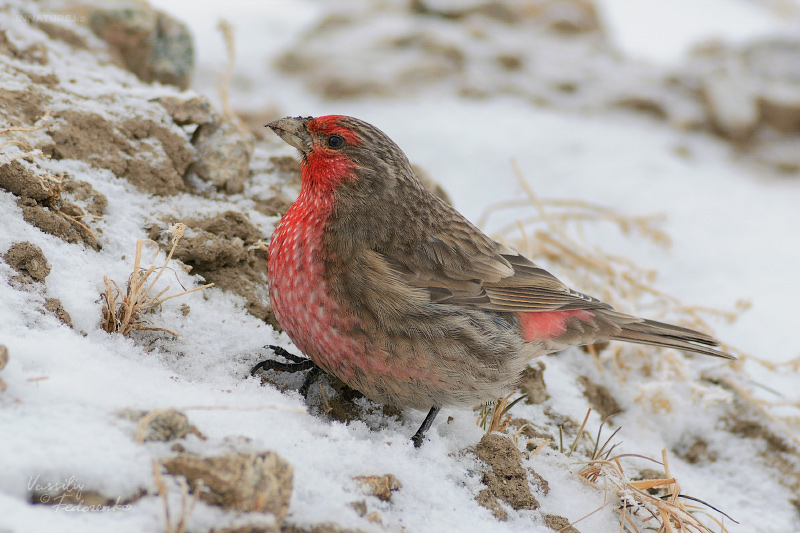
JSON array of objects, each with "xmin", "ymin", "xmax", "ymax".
[
  {"xmin": 519, "ymin": 309, "xmax": 595, "ymax": 342},
  {"xmin": 307, "ymin": 115, "xmax": 362, "ymax": 145}
]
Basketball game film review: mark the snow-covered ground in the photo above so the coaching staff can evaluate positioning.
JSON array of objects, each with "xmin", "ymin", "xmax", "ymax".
[{"xmin": 2, "ymin": 0, "xmax": 800, "ymax": 532}]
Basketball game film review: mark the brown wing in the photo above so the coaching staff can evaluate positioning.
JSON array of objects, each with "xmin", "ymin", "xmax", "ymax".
[{"xmin": 381, "ymin": 214, "xmax": 610, "ymax": 314}]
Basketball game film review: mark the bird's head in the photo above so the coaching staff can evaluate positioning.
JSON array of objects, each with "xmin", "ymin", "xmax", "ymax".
[{"xmin": 266, "ymin": 115, "xmax": 414, "ymax": 195}]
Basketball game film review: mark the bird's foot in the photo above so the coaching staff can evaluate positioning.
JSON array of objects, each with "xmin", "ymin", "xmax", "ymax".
[{"xmin": 251, "ymin": 345, "xmax": 322, "ymax": 398}]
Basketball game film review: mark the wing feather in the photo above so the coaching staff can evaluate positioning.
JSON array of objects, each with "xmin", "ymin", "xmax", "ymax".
[{"xmin": 382, "ymin": 220, "xmax": 609, "ymax": 313}]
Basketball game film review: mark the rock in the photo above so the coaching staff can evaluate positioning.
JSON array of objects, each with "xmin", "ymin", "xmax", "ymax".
[
  {"xmin": 534, "ymin": 0, "xmax": 604, "ymax": 35},
  {"xmin": 85, "ymin": 0, "xmax": 194, "ymax": 89},
  {"xmin": 152, "ymin": 94, "xmax": 216, "ymax": 126},
  {"xmin": 191, "ymin": 121, "xmax": 255, "ymax": 194},
  {"xmin": 758, "ymin": 94, "xmax": 800, "ymax": 135},
  {"xmin": 148, "ymin": 10, "xmax": 194, "ymax": 89},
  {"xmin": 746, "ymin": 40, "xmax": 800, "ymax": 133},
  {"xmin": 161, "ymin": 452, "xmax": 292, "ymax": 521}
]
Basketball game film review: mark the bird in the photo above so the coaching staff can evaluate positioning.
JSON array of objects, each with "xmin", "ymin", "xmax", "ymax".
[{"xmin": 253, "ymin": 114, "xmax": 733, "ymax": 448}]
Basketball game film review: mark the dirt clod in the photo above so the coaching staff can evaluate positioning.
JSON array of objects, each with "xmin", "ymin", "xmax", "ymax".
[
  {"xmin": 0, "ymin": 159, "xmax": 106, "ymax": 249},
  {"xmin": 281, "ymin": 523, "xmax": 367, "ymax": 533},
  {"xmin": 577, "ymin": 376, "xmax": 622, "ymax": 419},
  {"xmin": 0, "ymin": 160, "xmax": 54, "ymax": 202},
  {"xmin": 544, "ymin": 514, "xmax": 580, "ymax": 533},
  {"xmin": 518, "ymin": 362, "xmax": 548, "ymax": 404},
  {"xmin": 48, "ymin": 110, "xmax": 192, "ymax": 196},
  {"xmin": 4, "ymin": 241, "xmax": 51, "ymax": 283},
  {"xmin": 476, "ymin": 488, "xmax": 507, "ymax": 520},
  {"xmin": 674, "ymin": 438, "xmax": 718, "ymax": 464},
  {"xmin": 44, "ymin": 298, "xmax": 72, "ymax": 327},
  {"xmin": 35, "ymin": 20, "xmax": 88, "ymax": 50},
  {"xmin": 474, "ymin": 433, "xmax": 539, "ymax": 520},
  {"xmin": 162, "ymin": 451, "xmax": 293, "ymax": 520},
  {"xmin": 19, "ymin": 200, "xmax": 97, "ymax": 248},
  {"xmin": 354, "ymin": 474, "xmax": 402, "ymax": 502},
  {"xmin": 63, "ymin": 179, "xmax": 108, "ymax": 217},
  {"xmin": 135, "ymin": 409, "xmax": 194, "ymax": 442},
  {"xmin": 151, "ymin": 211, "xmax": 276, "ymax": 327}
]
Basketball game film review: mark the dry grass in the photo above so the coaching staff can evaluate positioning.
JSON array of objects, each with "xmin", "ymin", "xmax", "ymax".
[
  {"xmin": 43, "ymin": 171, "xmax": 100, "ymax": 244},
  {"xmin": 152, "ymin": 459, "xmax": 203, "ymax": 533},
  {"xmin": 575, "ymin": 449, "xmax": 736, "ymax": 533},
  {"xmin": 101, "ymin": 224, "xmax": 214, "ymax": 337},
  {"xmin": 476, "ymin": 391, "xmax": 528, "ymax": 433},
  {"xmin": 567, "ymin": 417, "xmax": 735, "ymax": 531},
  {"xmin": 216, "ymin": 19, "xmax": 236, "ymax": 124}
]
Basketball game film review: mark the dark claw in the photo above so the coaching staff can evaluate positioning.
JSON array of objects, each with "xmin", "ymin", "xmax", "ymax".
[
  {"xmin": 250, "ymin": 357, "xmax": 315, "ymax": 375},
  {"xmin": 251, "ymin": 345, "xmax": 320, "ymax": 399},
  {"xmin": 411, "ymin": 406, "xmax": 441, "ymax": 448}
]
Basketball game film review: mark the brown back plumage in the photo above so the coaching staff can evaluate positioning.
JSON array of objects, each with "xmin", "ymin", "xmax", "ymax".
[{"xmin": 320, "ymin": 116, "xmax": 732, "ymax": 360}]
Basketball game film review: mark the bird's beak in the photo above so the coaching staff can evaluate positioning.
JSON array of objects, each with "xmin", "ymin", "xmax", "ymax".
[{"xmin": 266, "ymin": 117, "xmax": 313, "ymax": 155}]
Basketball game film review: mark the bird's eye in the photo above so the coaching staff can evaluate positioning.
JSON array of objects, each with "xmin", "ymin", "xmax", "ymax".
[{"xmin": 327, "ymin": 134, "xmax": 345, "ymax": 149}]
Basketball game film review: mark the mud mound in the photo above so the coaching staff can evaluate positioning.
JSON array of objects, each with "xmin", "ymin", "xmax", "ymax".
[{"xmin": 149, "ymin": 211, "xmax": 276, "ymax": 327}]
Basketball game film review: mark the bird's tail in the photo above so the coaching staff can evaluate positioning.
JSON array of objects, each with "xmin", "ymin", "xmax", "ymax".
[{"xmin": 601, "ymin": 310, "xmax": 734, "ymax": 359}]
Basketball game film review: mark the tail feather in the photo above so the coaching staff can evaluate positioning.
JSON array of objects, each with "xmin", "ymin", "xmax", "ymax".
[{"xmin": 607, "ymin": 316, "xmax": 733, "ymax": 359}]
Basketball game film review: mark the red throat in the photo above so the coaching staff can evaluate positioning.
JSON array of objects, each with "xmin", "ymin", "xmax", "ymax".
[
  {"xmin": 301, "ymin": 153, "xmax": 354, "ymax": 194},
  {"xmin": 300, "ymin": 115, "xmax": 361, "ymax": 193}
]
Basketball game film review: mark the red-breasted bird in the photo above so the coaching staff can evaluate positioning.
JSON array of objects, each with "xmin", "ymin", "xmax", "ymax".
[{"xmin": 255, "ymin": 115, "xmax": 732, "ymax": 447}]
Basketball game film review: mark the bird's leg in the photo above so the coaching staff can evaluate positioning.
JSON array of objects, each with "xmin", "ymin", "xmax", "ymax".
[
  {"xmin": 251, "ymin": 345, "xmax": 320, "ymax": 399},
  {"xmin": 298, "ymin": 366, "xmax": 323, "ymax": 398},
  {"xmin": 411, "ymin": 406, "xmax": 441, "ymax": 448}
]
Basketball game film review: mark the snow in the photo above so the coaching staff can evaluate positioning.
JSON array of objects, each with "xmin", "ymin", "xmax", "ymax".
[
  {"xmin": 595, "ymin": 0, "xmax": 798, "ymax": 64},
  {"xmin": 2, "ymin": 0, "xmax": 800, "ymax": 532}
]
